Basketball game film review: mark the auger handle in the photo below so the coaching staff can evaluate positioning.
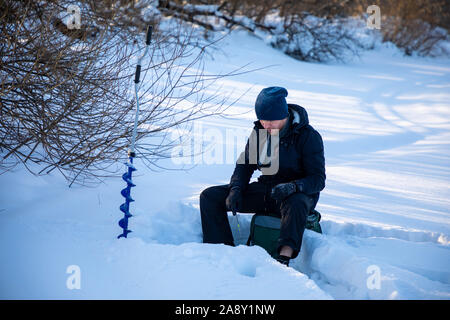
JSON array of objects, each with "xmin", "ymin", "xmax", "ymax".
[
  {"xmin": 134, "ymin": 25, "xmax": 153, "ymax": 84},
  {"xmin": 146, "ymin": 25, "xmax": 153, "ymax": 45},
  {"xmin": 134, "ymin": 65, "xmax": 141, "ymax": 84}
]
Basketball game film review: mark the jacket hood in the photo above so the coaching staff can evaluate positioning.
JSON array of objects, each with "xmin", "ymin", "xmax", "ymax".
[{"xmin": 254, "ymin": 103, "xmax": 309, "ymax": 132}]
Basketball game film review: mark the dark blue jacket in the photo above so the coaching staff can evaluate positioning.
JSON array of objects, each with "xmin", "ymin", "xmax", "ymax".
[{"xmin": 229, "ymin": 104, "xmax": 326, "ymax": 207}]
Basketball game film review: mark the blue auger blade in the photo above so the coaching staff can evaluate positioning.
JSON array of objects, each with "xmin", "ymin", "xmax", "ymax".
[
  {"xmin": 120, "ymin": 188, "xmax": 135, "ymax": 202},
  {"xmin": 119, "ymin": 214, "xmax": 133, "ymax": 225},
  {"xmin": 119, "ymin": 203, "xmax": 133, "ymax": 217},
  {"xmin": 118, "ymin": 214, "xmax": 132, "ymax": 238},
  {"xmin": 120, "ymin": 187, "xmax": 129, "ymax": 198},
  {"xmin": 118, "ymin": 229, "xmax": 132, "ymax": 239},
  {"xmin": 122, "ymin": 172, "xmax": 136, "ymax": 187},
  {"xmin": 119, "ymin": 202, "xmax": 128, "ymax": 214},
  {"xmin": 118, "ymin": 158, "xmax": 137, "ymax": 238},
  {"xmin": 118, "ymin": 217, "xmax": 128, "ymax": 229}
]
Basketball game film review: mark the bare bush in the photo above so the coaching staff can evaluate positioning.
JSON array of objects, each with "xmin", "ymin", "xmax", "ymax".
[
  {"xmin": 0, "ymin": 0, "xmax": 241, "ymax": 185},
  {"xmin": 378, "ymin": 0, "xmax": 449, "ymax": 56},
  {"xmin": 157, "ymin": 0, "xmax": 366, "ymax": 62},
  {"xmin": 158, "ymin": 0, "xmax": 449, "ymax": 59}
]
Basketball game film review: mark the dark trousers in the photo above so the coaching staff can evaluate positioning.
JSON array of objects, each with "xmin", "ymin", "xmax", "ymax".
[{"xmin": 199, "ymin": 182, "xmax": 315, "ymax": 259}]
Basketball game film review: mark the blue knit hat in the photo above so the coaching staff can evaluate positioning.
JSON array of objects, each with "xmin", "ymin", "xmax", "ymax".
[{"xmin": 255, "ymin": 87, "xmax": 289, "ymax": 120}]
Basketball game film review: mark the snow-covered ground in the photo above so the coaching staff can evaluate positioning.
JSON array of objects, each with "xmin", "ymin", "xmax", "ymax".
[{"xmin": 1, "ymin": 29, "xmax": 449, "ymax": 300}]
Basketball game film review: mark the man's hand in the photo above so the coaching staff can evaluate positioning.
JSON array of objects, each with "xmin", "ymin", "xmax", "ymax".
[
  {"xmin": 271, "ymin": 182, "xmax": 297, "ymax": 201},
  {"xmin": 225, "ymin": 186, "xmax": 242, "ymax": 216}
]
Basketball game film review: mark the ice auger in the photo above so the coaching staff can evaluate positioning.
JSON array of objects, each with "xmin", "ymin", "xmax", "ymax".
[{"xmin": 118, "ymin": 25, "xmax": 153, "ymax": 239}]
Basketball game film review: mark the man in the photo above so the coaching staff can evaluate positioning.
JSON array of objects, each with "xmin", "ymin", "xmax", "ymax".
[{"xmin": 200, "ymin": 86, "xmax": 325, "ymax": 266}]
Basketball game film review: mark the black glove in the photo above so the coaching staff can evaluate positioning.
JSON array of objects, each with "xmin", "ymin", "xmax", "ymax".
[
  {"xmin": 271, "ymin": 182, "xmax": 297, "ymax": 201},
  {"xmin": 225, "ymin": 186, "xmax": 242, "ymax": 216}
]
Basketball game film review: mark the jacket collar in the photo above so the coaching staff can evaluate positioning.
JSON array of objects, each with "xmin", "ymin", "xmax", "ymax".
[{"xmin": 288, "ymin": 104, "xmax": 309, "ymax": 132}]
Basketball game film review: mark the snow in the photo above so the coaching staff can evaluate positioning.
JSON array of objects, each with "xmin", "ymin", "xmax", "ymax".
[{"xmin": 1, "ymin": 28, "xmax": 450, "ymax": 300}]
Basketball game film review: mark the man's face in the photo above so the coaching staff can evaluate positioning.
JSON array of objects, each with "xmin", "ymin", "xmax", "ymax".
[{"xmin": 260, "ymin": 117, "xmax": 288, "ymax": 135}]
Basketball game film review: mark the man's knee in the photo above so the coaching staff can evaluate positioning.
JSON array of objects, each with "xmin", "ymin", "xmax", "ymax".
[
  {"xmin": 281, "ymin": 192, "xmax": 313, "ymax": 215},
  {"xmin": 200, "ymin": 185, "xmax": 229, "ymax": 204},
  {"xmin": 200, "ymin": 186, "xmax": 213, "ymax": 202}
]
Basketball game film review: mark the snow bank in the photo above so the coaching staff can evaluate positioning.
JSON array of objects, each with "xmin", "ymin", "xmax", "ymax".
[{"xmin": 0, "ymin": 197, "xmax": 330, "ymax": 299}]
